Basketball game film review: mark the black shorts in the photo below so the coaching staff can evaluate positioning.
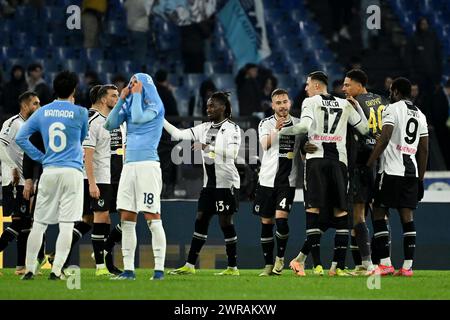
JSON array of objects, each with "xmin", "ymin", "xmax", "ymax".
[
  {"xmin": 373, "ymin": 173, "xmax": 419, "ymax": 209},
  {"xmin": 304, "ymin": 158, "xmax": 349, "ymax": 211},
  {"xmin": 198, "ymin": 187, "xmax": 239, "ymax": 215},
  {"xmin": 2, "ymin": 185, "xmax": 30, "ymax": 218},
  {"xmin": 253, "ymin": 185, "xmax": 296, "ymax": 218},
  {"xmin": 109, "ymin": 183, "xmax": 119, "ymax": 213},
  {"xmin": 352, "ymin": 164, "xmax": 376, "ymax": 203},
  {"xmin": 83, "ymin": 180, "xmax": 112, "ymax": 215}
]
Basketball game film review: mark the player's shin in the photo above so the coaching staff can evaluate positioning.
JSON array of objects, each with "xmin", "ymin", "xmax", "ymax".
[
  {"xmin": 25, "ymin": 221, "xmax": 47, "ymax": 274},
  {"xmin": 354, "ymin": 222, "xmax": 374, "ymax": 270},
  {"xmin": 275, "ymin": 218, "xmax": 289, "ymax": 259},
  {"xmin": 306, "ymin": 212, "xmax": 322, "ymax": 267},
  {"xmin": 373, "ymin": 219, "xmax": 391, "ymax": 266},
  {"xmin": 260, "ymin": 223, "xmax": 274, "ymax": 265},
  {"xmin": 187, "ymin": 218, "xmax": 209, "ymax": 265},
  {"xmin": 221, "ymin": 224, "xmax": 237, "ymax": 267},
  {"xmin": 402, "ymin": 221, "xmax": 416, "ymax": 270},
  {"xmin": 334, "ymin": 216, "xmax": 349, "ymax": 270},
  {"xmin": 52, "ymin": 222, "xmax": 74, "ymax": 276},
  {"xmin": 147, "ymin": 219, "xmax": 166, "ymax": 271},
  {"xmin": 121, "ymin": 220, "xmax": 137, "ymax": 271}
]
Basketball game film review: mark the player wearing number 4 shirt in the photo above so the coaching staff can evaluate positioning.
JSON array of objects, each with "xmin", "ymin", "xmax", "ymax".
[
  {"xmin": 367, "ymin": 78, "xmax": 428, "ymax": 277},
  {"xmin": 280, "ymin": 71, "xmax": 369, "ymax": 276},
  {"xmin": 165, "ymin": 92, "xmax": 241, "ymax": 276},
  {"xmin": 253, "ymin": 88, "xmax": 300, "ymax": 277},
  {"xmin": 15, "ymin": 71, "xmax": 89, "ymax": 280}
]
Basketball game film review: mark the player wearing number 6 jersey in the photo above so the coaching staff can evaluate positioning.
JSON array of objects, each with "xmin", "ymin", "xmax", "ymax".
[
  {"xmin": 15, "ymin": 71, "xmax": 88, "ymax": 280},
  {"xmin": 166, "ymin": 92, "xmax": 241, "ymax": 276},
  {"xmin": 367, "ymin": 78, "xmax": 428, "ymax": 277},
  {"xmin": 253, "ymin": 88, "xmax": 300, "ymax": 277},
  {"xmin": 280, "ymin": 71, "xmax": 369, "ymax": 276}
]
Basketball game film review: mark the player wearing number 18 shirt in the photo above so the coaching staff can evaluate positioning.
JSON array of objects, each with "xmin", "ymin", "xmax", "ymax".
[
  {"xmin": 280, "ymin": 71, "xmax": 369, "ymax": 276},
  {"xmin": 253, "ymin": 88, "xmax": 300, "ymax": 277},
  {"xmin": 15, "ymin": 71, "xmax": 88, "ymax": 280},
  {"xmin": 367, "ymin": 77, "xmax": 428, "ymax": 277},
  {"xmin": 165, "ymin": 92, "xmax": 241, "ymax": 276}
]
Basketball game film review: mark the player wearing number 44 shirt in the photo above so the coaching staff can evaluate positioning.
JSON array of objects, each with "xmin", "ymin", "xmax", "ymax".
[
  {"xmin": 15, "ymin": 71, "xmax": 89, "ymax": 280},
  {"xmin": 165, "ymin": 92, "xmax": 242, "ymax": 276},
  {"xmin": 367, "ymin": 77, "xmax": 429, "ymax": 277},
  {"xmin": 253, "ymin": 88, "xmax": 300, "ymax": 277},
  {"xmin": 280, "ymin": 71, "xmax": 369, "ymax": 276}
]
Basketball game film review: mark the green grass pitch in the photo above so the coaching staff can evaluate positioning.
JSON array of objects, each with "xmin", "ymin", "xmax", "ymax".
[{"xmin": 1, "ymin": 269, "xmax": 450, "ymax": 300}]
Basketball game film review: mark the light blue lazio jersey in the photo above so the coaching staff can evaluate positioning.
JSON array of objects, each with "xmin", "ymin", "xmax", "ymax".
[
  {"xmin": 121, "ymin": 73, "xmax": 165, "ymax": 163},
  {"xmin": 15, "ymin": 100, "xmax": 88, "ymax": 171}
]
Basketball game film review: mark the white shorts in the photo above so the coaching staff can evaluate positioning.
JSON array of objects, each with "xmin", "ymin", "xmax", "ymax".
[
  {"xmin": 117, "ymin": 161, "xmax": 162, "ymax": 214},
  {"xmin": 34, "ymin": 167, "xmax": 84, "ymax": 225}
]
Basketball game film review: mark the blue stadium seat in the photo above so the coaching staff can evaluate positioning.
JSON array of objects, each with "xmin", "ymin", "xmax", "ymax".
[
  {"xmin": 51, "ymin": 47, "xmax": 77, "ymax": 60},
  {"xmin": 40, "ymin": 33, "xmax": 66, "ymax": 47},
  {"xmin": 45, "ymin": 72, "xmax": 58, "ymax": 85},
  {"xmin": 62, "ymin": 59, "xmax": 87, "ymax": 72},
  {"xmin": 13, "ymin": 32, "xmax": 36, "ymax": 48},
  {"xmin": 4, "ymin": 58, "xmax": 26, "ymax": 72},
  {"xmin": 0, "ymin": 20, "xmax": 15, "ymax": 34},
  {"xmin": 0, "ymin": 47, "xmax": 21, "ymax": 60},
  {"xmin": 185, "ymin": 74, "xmax": 205, "ymax": 92},
  {"xmin": 116, "ymin": 60, "xmax": 138, "ymax": 75},
  {"xmin": 89, "ymin": 60, "xmax": 115, "ymax": 75},
  {"xmin": 80, "ymin": 48, "xmax": 104, "ymax": 61},
  {"xmin": 211, "ymin": 73, "xmax": 234, "ymax": 91},
  {"xmin": 105, "ymin": 20, "xmax": 127, "ymax": 36},
  {"xmin": 23, "ymin": 47, "xmax": 47, "ymax": 59},
  {"xmin": 274, "ymin": 73, "xmax": 294, "ymax": 90},
  {"xmin": 172, "ymin": 86, "xmax": 190, "ymax": 116},
  {"xmin": 14, "ymin": 6, "xmax": 36, "ymax": 22}
]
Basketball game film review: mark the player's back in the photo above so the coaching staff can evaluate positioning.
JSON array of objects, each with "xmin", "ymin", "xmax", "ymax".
[
  {"xmin": 380, "ymin": 100, "xmax": 428, "ymax": 177},
  {"xmin": 303, "ymin": 94, "xmax": 362, "ymax": 166},
  {"xmin": 36, "ymin": 101, "xmax": 88, "ymax": 170}
]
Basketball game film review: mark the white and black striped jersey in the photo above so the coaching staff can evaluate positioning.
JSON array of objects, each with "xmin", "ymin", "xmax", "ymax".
[
  {"xmin": 301, "ymin": 94, "xmax": 366, "ymax": 166},
  {"xmin": 258, "ymin": 115, "xmax": 300, "ymax": 188},
  {"xmin": 379, "ymin": 100, "xmax": 428, "ymax": 177},
  {"xmin": 82, "ymin": 109, "xmax": 111, "ymax": 184},
  {"xmin": 0, "ymin": 114, "xmax": 25, "ymax": 186},
  {"xmin": 190, "ymin": 119, "xmax": 241, "ymax": 189}
]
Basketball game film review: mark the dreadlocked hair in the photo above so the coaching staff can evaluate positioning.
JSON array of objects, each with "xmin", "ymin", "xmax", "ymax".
[{"xmin": 210, "ymin": 91, "xmax": 233, "ymax": 119}]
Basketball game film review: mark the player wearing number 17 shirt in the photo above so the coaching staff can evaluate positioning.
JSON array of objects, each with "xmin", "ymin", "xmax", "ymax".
[
  {"xmin": 367, "ymin": 77, "xmax": 428, "ymax": 277},
  {"xmin": 15, "ymin": 71, "xmax": 89, "ymax": 280},
  {"xmin": 280, "ymin": 71, "xmax": 369, "ymax": 276}
]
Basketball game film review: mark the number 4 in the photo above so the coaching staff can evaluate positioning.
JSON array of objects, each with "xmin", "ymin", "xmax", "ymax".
[{"xmin": 279, "ymin": 198, "xmax": 286, "ymax": 209}]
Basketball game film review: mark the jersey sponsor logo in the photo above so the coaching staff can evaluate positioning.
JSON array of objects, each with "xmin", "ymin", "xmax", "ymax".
[
  {"xmin": 44, "ymin": 109, "xmax": 75, "ymax": 118},
  {"xmin": 279, "ymin": 152, "xmax": 294, "ymax": 159},
  {"xmin": 98, "ymin": 199, "xmax": 105, "ymax": 207},
  {"xmin": 396, "ymin": 144, "xmax": 417, "ymax": 155},
  {"xmin": 311, "ymin": 134, "xmax": 343, "ymax": 142}
]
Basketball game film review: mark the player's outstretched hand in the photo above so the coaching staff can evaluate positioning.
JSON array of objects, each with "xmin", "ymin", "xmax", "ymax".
[
  {"xmin": 23, "ymin": 179, "xmax": 34, "ymax": 200},
  {"xmin": 89, "ymin": 183, "xmax": 101, "ymax": 199},
  {"xmin": 120, "ymin": 86, "xmax": 130, "ymax": 100},
  {"xmin": 346, "ymin": 96, "xmax": 357, "ymax": 109},
  {"xmin": 192, "ymin": 142, "xmax": 208, "ymax": 151},
  {"xmin": 304, "ymin": 141, "xmax": 318, "ymax": 154},
  {"xmin": 131, "ymin": 80, "xmax": 143, "ymax": 94},
  {"xmin": 12, "ymin": 168, "xmax": 19, "ymax": 186}
]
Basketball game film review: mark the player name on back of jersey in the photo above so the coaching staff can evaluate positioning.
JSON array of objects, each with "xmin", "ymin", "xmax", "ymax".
[
  {"xmin": 363, "ymin": 96, "xmax": 383, "ymax": 107},
  {"xmin": 322, "ymin": 99, "xmax": 339, "ymax": 107},
  {"xmin": 44, "ymin": 109, "xmax": 74, "ymax": 118}
]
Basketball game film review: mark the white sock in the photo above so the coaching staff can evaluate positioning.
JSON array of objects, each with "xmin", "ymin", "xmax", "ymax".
[
  {"xmin": 25, "ymin": 222, "xmax": 47, "ymax": 274},
  {"xmin": 121, "ymin": 221, "xmax": 137, "ymax": 271},
  {"xmin": 380, "ymin": 257, "xmax": 392, "ymax": 266},
  {"xmin": 403, "ymin": 260, "xmax": 413, "ymax": 270},
  {"xmin": 147, "ymin": 219, "xmax": 166, "ymax": 271},
  {"xmin": 362, "ymin": 259, "xmax": 374, "ymax": 271},
  {"xmin": 330, "ymin": 261, "xmax": 338, "ymax": 271},
  {"xmin": 185, "ymin": 262, "xmax": 195, "ymax": 269},
  {"xmin": 228, "ymin": 266, "xmax": 238, "ymax": 270},
  {"xmin": 52, "ymin": 222, "xmax": 74, "ymax": 276},
  {"xmin": 295, "ymin": 252, "xmax": 307, "ymax": 264}
]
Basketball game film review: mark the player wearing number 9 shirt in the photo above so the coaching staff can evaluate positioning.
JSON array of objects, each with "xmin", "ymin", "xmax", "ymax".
[
  {"xmin": 367, "ymin": 77, "xmax": 428, "ymax": 277},
  {"xmin": 15, "ymin": 71, "xmax": 88, "ymax": 280}
]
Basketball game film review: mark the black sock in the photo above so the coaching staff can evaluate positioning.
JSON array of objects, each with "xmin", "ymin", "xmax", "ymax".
[
  {"xmin": 187, "ymin": 219, "xmax": 209, "ymax": 265},
  {"xmin": 38, "ymin": 233, "xmax": 46, "ymax": 261},
  {"xmin": 306, "ymin": 212, "xmax": 322, "ymax": 267},
  {"xmin": 371, "ymin": 234, "xmax": 379, "ymax": 265},
  {"xmin": 402, "ymin": 221, "xmax": 416, "ymax": 261},
  {"xmin": 354, "ymin": 222, "xmax": 371, "ymax": 262},
  {"xmin": 333, "ymin": 216, "xmax": 349, "ymax": 270},
  {"xmin": 221, "ymin": 224, "xmax": 237, "ymax": 267},
  {"xmin": 373, "ymin": 219, "xmax": 390, "ymax": 261},
  {"xmin": 350, "ymin": 233, "xmax": 362, "ymax": 266},
  {"xmin": 92, "ymin": 223, "xmax": 108, "ymax": 265},
  {"xmin": 65, "ymin": 221, "xmax": 92, "ymax": 266},
  {"xmin": 0, "ymin": 220, "xmax": 21, "ymax": 252},
  {"xmin": 105, "ymin": 224, "xmax": 122, "ymax": 252},
  {"xmin": 275, "ymin": 218, "xmax": 289, "ymax": 258},
  {"xmin": 300, "ymin": 238, "xmax": 310, "ymax": 256},
  {"xmin": 261, "ymin": 223, "xmax": 274, "ymax": 265},
  {"xmin": 16, "ymin": 229, "xmax": 30, "ymax": 267}
]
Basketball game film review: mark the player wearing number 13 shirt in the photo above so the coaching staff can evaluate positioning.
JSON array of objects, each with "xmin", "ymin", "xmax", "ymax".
[
  {"xmin": 367, "ymin": 78, "xmax": 428, "ymax": 277},
  {"xmin": 165, "ymin": 91, "xmax": 242, "ymax": 276},
  {"xmin": 15, "ymin": 71, "xmax": 88, "ymax": 280}
]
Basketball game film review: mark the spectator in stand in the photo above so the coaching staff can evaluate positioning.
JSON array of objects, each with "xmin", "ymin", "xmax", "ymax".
[
  {"xmin": 81, "ymin": 0, "xmax": 107, "ymax": 48},
  {"xmin": 112, "ymin": 74, "xmax": 127, "ymax": 93},
  {"xmin": 431, "ymin": 79, "xmax": 450, "ymax": 169},
  {"xmin": 179, "ymin": 16, "xmax": 215, "ymax": 73},
  {"xmin": 26, "ymin": 63, "xmax": 52, "ymax": 106},
  {"xmin": 188, "ymin": 78, "xmax": 217, "ymax": 116},
  {"xmin": 154, "ymin": 69, "xmax": 178, "ymax": 117},
  {"xmin": 236, "ymin": 63, "xmax": 262, "ymax": 118},
  {"xmin": 1, "ymin": 65, "xmax": 28, "ymax": 123},
  {"xmin": 124, "ymin": 0, "xmax": 153, "ymax": 68},
  {"xmin": 406, "ymin": 17, "xmax": 442, "ymax": 100}
]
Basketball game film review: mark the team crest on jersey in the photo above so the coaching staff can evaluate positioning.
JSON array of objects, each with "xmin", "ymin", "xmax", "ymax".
[
  {"xmin": 98, "ymin": 199, "xmax": 105, "ymax": 207},
  {"xmin": 4, "ymin": 127, "xmax": 10, "ymax": 135},
  {"xmin": 254, "ymin": 205, "xmax": 260, "ymax": 213},
  {"xmin": 20, "ymin": 205, "xmax": 27, "ymax": 213}
]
